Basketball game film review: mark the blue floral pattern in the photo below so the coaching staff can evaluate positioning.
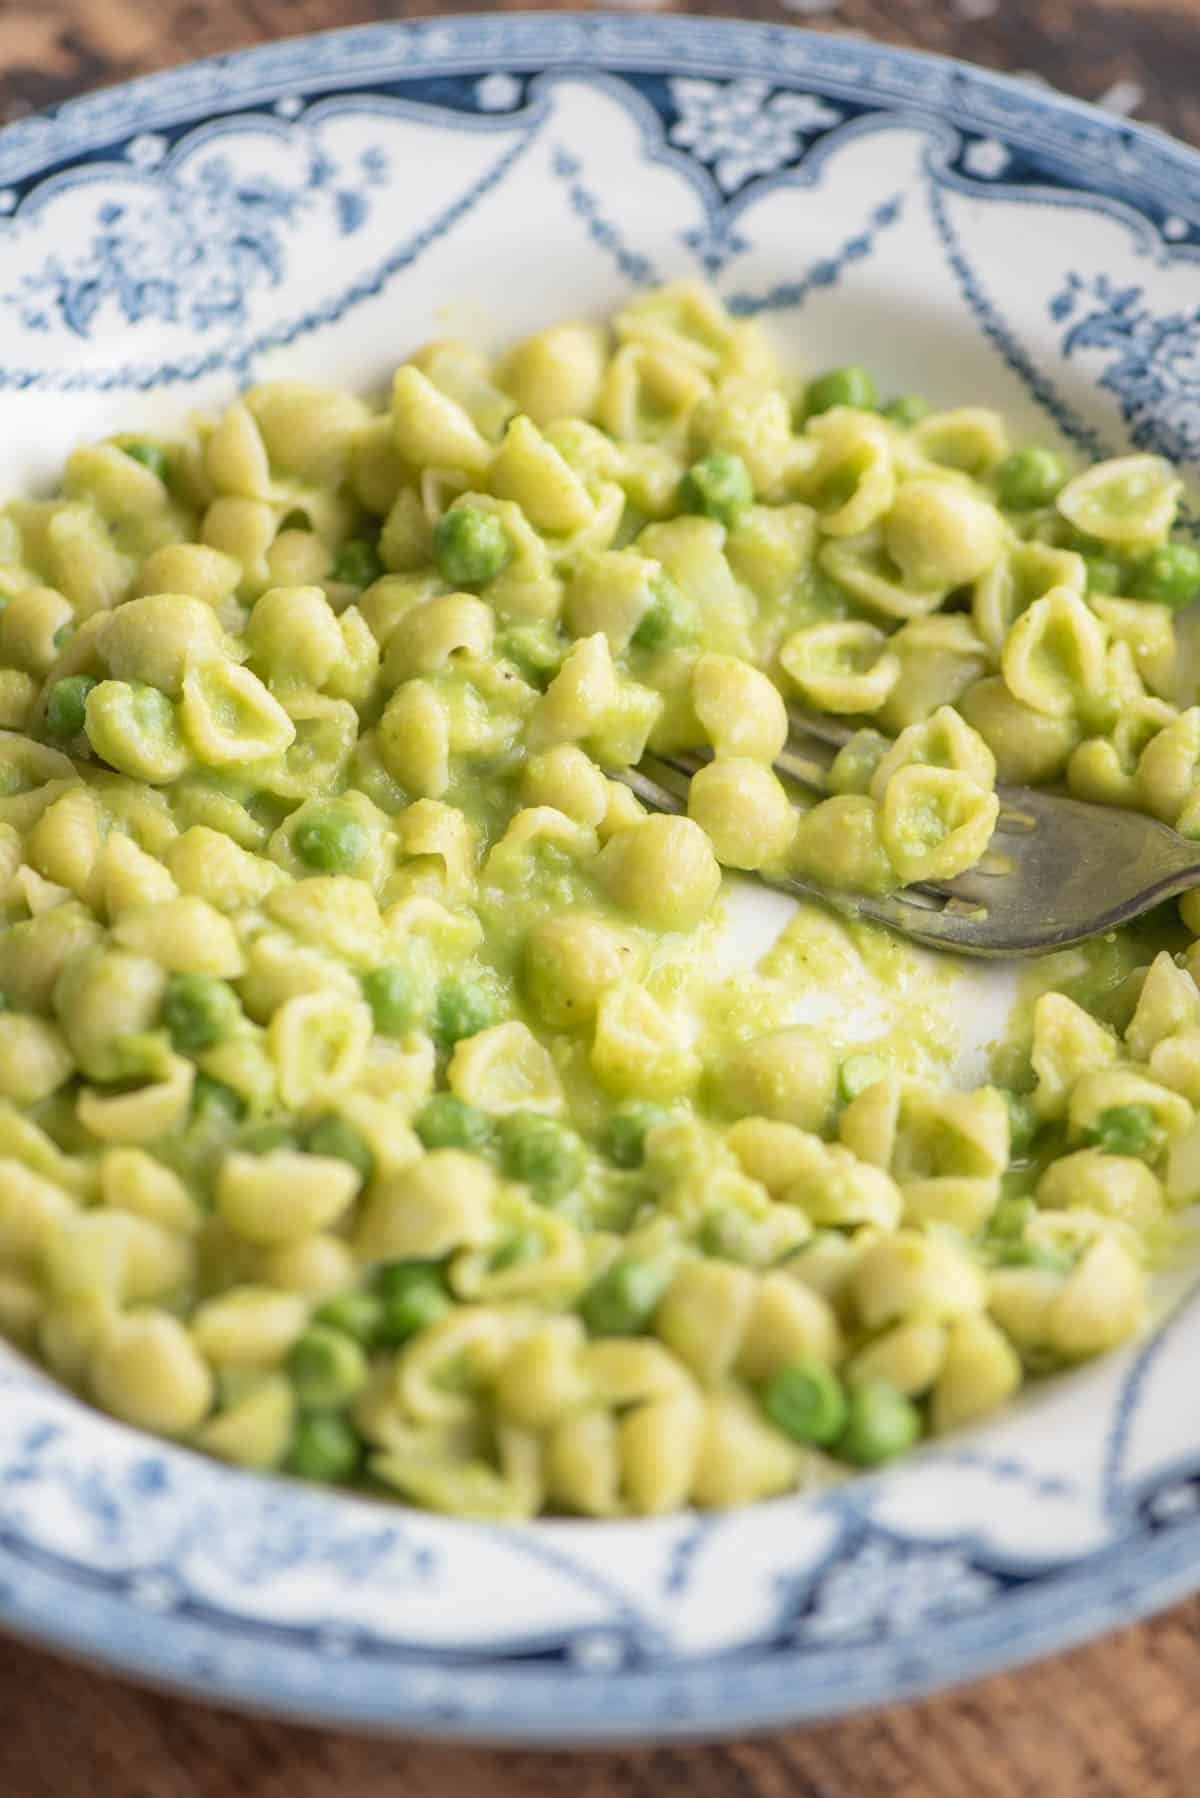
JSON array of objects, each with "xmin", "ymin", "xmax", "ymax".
[
  {"xmin": 1052, "ymin": 275, "xmax": 1200, "ymax": 463},
  {"xmin": 2, "ymin": 126, "xmax": 388, "ymax": 340},
  {"xmin": 2, "ymin": 14, "xmax": 1200, "ymax": 1741},
  {"xmin": 666, "ymin": 77, "xmax": 843, "ymax": 194}
]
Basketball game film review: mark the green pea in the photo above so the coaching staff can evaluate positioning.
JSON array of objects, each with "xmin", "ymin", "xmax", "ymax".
[
  {"xmin": 432, "ymin": 505, "xmax": 513, "ymax": 587},
  {"xmin": 804, "ymin": 365, "xmax": 877, "ymax": 417},
  {"xmin": 293, "ymin": 804, "xmax": 369, "ymax": 873},
  {"xmin": 600, "ymin": 1102, "xmax": 672, "ymax": 1169},
  {"xmin": 1083, "ymin": 554, "xmax": 1124, "ymax": 596},
  {"xmin": 286, "ymin": 1324, "xmax": 370, "ymax": 1409},
  {"xmin": 191, "ymin": 1073, "xmax": 245, "ymax": 1125},
  {"xmin": 838, "ymin": 1053, "xmax": 889, "ymax": 1104},
  {"xmin": 44, "ymin": 674, "xmax": 97, "ymax": 739},
  {"xmin": 1084, "ymin": 1102, "xmax": 1163, "ymax": 1158},
  {"xmin": 305, "ymin": 1114, "xmax": 376, "ymax": 1184},
  {"xmin": 162, "ymin": 973, "xmax": 241, "ymax": 1054},
  {"xmin": 432, "ymin": 978, "xmax": 497, "ymax": 1048},
  {"xmin": 497, "ymin": 623, "xmax": 564, "ymax": 686},
  {"xmin": 374, "ymin": 1260, "xmax": 453, "ymax": 1345},
  {"xmin": 498, "ymin": 1111, "xmax": 585, "ymax": 1201},
  {"xmin": 762, "ymin": 1359, "xmax": 848, "ymax": 1446},
  {"xmin": 580, "ymin": 1259, "xmax": 668, "ymax": 1336},
  {"xmin": 53, "ymin": 623, "xmax": 74, "ymax": 651},
  {"xmin": 330, "ymin": 537, "xmax": 384, "ymax": 588},
  {"xmin": 286, "ymin": 1412, "xmax": 363, "ymax": 1483},
  {"xmin": 123, "ymin": 442, "xmax": 170, "ymax": 483},
  {"xmin": 1130, "ymin": 542, "xmax": 1200, "ymax": 609},
  {"xmin": 881, "ymin": 394, "xmax": 929, "ymax": 427},
  {"xmin": 836, "ymin": 1379, "xmax": 922, "ymax": 1466},
  {"xmin": 697, "ymin": 1211, "xmax": 753, "ymax": 1263},
  {"xmin": 314, "ymin": 1290, "xmax": 385, "ymax": 1348},
  {"xmin": 1003, "ymin": 1091, "xmax": 1041, "ymax": 1158},
  {"xmin": 490, "ymin": 1229, "xmax": 545, "ymax": 1272},
  {"xmin": 239, "ymin": 1119, "xmax": 299, "ymax": 1155},
  {"xmin": 415, "ymin": 1094, "xmax": 493, "ymax": 1152},
  {"xmin": 361, "ymin": 964, "xmax": 424, "ymax": 1037},
  {"xmin": 995, "ymin": 447, "xmax": 1068, "ymax": 510},
  {"xmin": 989, "ymin": 1236, "xmax": 1072, "ymax": 1274},
  {"xmin": 989, "ymin": 1194, "xmax": 1036, "ymax": 1242},
  {"xmin": 631, "ymin": 574, "xmax": 693, "ymax": 651},
  {"xmin": 678, "ymin": 451, "xmax": 754, "ymax": 529}
]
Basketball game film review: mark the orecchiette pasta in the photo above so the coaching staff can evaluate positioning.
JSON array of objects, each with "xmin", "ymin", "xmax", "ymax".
[{"xmin": 0, "ymin": 279, "xmax": 1192, "ymax": 1519}]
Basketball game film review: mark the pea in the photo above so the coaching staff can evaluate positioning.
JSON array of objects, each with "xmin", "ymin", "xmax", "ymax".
[
  {"xmin": 762, "ymin": 1359, "xmax": 848, "ymax": 1446},
  {"xmin": 838, "ymin": 1053, "xmax": 889, "ymax": 1104},
  {"xmin": 837, "ymin": 1379, "xmax": 922, "ymax": 1466},
  {"xmin": 995, "ymin": 447, "xmax": 1068, "ymax": 511},
  {"xmin": 1003, "ymin": 1091, "xmax": 1041, "ymax": 1158},
  {"xmin": 286, "ymin": 1412, "xmax": 363, "ymax": 1483},
  {"xmin": 432, "ymin": 978, "xmax": 497, "ymax": 1048},
  {"xmin": 415, "ymin": 1094, "xmax": 493, "ymax": 1152},
  {"xmin": 361, "ymin": 964, "xmax": 423, "ymax": 1037},
  {"xmin": 600, "ymin": 1102, "xmax": 672, "ymax": 1169},
  {"xmin": 1084, "ymin": 1102, "xmax": 1162, "ymax": 1158},
  {"xmin": 191, "ymin": 1073, "xmax": 245, "ymax": 1125},
  {"xmin": 293, "ymin": 804, "xmax": 369, "ymax": 873},
  {"xmin": 1130, "ymin": 542, "xmax": 1200, "ymax": 609},
  {"xmin": 314, "ymin": 1290, "xmax": 385, "ymax": 1348},
  {"xmin": 989, "ymin": 1194, "xmax": 1036, "ymax": 1241},
  {"xmin": 804, "ymin": 365, "xmax": 877, "ymax": 417},
  {"xmin": 498, "ymin": 622, "xmax": 564, "ymax": 686},
  {"xmin": 374, "ymin": 1260, "xmax": 453, "ymax": 1345},
  {"xmin": 882, "ymin": 394, "xmax": 929, "ymax": 427},
  {"xmin": 631, "ymin": 574, "xmax": 693, "ymax": 651},
  {"xmin": 162, "ymin": 973, "xmax": 241, "ymax": 1054},
  {"xmin": 286, "ymin": 1324, "xmax": 369, "ymax": 1409},
  {"xmin": 432, "ymin": 505, "xmax": 513, "ymax": 587},
  {"xmin": 580, "ymin": 1259, "xmax": 668, "ymax": 1336},
  {"xmin": 52, "ymin": 623, "xmax": 74, "ymax": 652},
  {"xmin": 698, "ymin": 1211, "xmax": 753, "ymax": 1262},
  {"xmin": 123, "ymin": 442, "xmax": 170, "ymax": 483},
  {"xmin": 330, "ymin": 537, "xmax": 384, "ymax": 588},
  {"xmin": 1083, "ymin": 554, "xmax": 1124, "ymax": 596},
  {"xmin": 490, "ymin": 1229, "xmax": 545, "ymax": 1272},
  {"xmin": 239, "ymin": 1119, "xmax": 298, "ymax": 1155},
  {"xmin": 678, "ymin": 451, "xmax": 754, "ymax": 529},
  {"xmin": 305, "ymin": 1114, "xmax": 376, "ymax": 1184},
  {"xmin": 498, "ymin": 1111, "xmax": 585, "ymax": 1201},
  {"xmin": 44, "ymin": 674, "xmax": 97, "ymax": 739},
  {"xmin": 989, "ymin": 1237, "xmax": 1072, "ymax": 1274}
]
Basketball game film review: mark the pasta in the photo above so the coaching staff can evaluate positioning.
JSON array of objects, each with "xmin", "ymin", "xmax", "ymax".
[{"xmin": 0, "ymin": 280, "xmax": 1196, "ymax": 1517}]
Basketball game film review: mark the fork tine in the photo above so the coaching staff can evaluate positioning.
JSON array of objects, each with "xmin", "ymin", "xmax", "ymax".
[
  {"xmin": 657, "ymin": 742, "xmax": 836, "ymax": 798},
  {"xmin": 632, "ymin": 748, "xmax": 976, "ymax": 912},
  {"xmin": 610, "ymin": 764, "xmax": 688, "ymax": 815},
  {"xmin": 785, "ymin": 707, "xmax": 859, "ymax": 752}
]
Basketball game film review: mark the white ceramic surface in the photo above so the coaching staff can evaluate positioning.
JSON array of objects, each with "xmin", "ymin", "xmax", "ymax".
[{"xmin": 0, "ymin": 13, "xmax": 1199, "ymax": 1739}]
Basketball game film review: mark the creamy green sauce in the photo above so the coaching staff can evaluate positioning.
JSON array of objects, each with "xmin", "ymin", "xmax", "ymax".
[{"xmin": 0, "ymin": 281, "xmax": 1196, "ymax": 1518}]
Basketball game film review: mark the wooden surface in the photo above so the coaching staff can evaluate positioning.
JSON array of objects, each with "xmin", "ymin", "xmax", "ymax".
[{"xmin": 3, "ymin": 2, "xmax": 1200, "ymax": 1793}]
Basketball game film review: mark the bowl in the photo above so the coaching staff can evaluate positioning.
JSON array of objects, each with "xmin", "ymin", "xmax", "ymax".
[{"xmin": 1, "ymin": 11, "xmax": 1200, "ymax": 1742}]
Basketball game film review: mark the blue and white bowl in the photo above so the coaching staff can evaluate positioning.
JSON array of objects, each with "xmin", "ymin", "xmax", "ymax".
[{"xmin": 1, "ymin": 12, "xmax": 1200, "ymax": 1740}]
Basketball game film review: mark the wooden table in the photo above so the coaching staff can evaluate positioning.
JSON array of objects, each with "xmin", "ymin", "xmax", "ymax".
[{"xmin": 3, "ymin": 3, "xmax": 1200, "ymax": 1793}]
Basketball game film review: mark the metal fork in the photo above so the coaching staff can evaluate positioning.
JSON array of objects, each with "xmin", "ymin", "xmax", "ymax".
[{"xmin": 619, "ymin": 709, "xmax": 1200, "ymax": 957}]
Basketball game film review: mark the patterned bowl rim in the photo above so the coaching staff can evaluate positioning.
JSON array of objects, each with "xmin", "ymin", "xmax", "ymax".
[{"xmin": 2, "ymin": 10, "xmax": 1200, "ymax": 1742}]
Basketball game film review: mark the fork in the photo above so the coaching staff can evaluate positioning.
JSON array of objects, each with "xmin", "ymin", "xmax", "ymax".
[{"xmin": 618, "ymin": 709, "xmax": 1200, "ymax": 957}]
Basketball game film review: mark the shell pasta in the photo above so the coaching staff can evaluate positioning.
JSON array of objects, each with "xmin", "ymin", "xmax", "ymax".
[{"xmin": 0, "ymin": 281, "xmax": 1196, "ymax": 1516}]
